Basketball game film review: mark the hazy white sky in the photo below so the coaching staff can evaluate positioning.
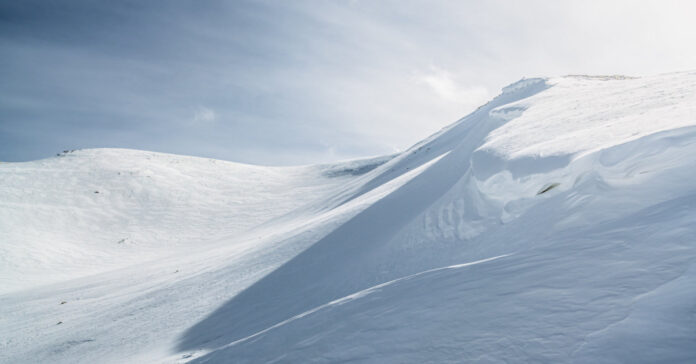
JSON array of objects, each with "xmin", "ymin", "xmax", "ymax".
[{"xmin": 2, "ymin": 0, "xmax": 696, "ymax": 164}]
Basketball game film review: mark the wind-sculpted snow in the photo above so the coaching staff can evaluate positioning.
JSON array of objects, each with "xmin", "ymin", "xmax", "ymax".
[
  {"xmin": 193, "ymin": 192, "xmax": 696, "ymax": 363},
  {"xmin": 2, "ymin": 72, "xmax": 696, "ymax": 363},
  {"xmin": 186, "ymin": 255, "xmax": 510, "ymax": 362},
  {"xmin": 176, "ymin": 77, "xmax": 551, "ymax": 355}
]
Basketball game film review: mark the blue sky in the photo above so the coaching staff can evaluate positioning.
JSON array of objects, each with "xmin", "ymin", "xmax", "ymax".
[{"xmin": 2, "ymin": 0, "xmax": 696, "ymax": 164}]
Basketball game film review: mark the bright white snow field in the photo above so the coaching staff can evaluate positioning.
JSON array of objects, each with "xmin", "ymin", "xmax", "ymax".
[{"xmin": 2, "ymin": 71, "xmax": 696, "ymax": 363}]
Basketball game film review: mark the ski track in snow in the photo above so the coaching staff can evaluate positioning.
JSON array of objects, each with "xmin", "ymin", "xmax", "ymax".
[
  {"xmin": 2, "ymin": 71, "xmax": 696, "ymax": 363},
  {"xmin": 191, "ymin": 254, "xmax": 510, "ymax": 360}
]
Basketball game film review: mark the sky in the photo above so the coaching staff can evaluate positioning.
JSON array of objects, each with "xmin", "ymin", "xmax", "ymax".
[{"xmin": 2, "ymin": 0, "xmax": 696, "ymax": 165}]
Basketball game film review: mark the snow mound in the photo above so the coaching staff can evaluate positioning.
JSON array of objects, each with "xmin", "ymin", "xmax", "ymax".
[{"xmin": 0, "ymin": 148, "xmax": 367, "ymax": 292}]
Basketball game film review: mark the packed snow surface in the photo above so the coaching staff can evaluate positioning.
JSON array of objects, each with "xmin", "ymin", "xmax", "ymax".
[{"xmin": 2, "ymin": 71, "xmax": 696, "ymax": 363}]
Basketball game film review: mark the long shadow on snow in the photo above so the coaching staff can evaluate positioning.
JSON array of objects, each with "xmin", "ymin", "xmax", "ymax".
[{"xmin": 177, "ymin": 79, "xmax": 550, "ymax": 355}]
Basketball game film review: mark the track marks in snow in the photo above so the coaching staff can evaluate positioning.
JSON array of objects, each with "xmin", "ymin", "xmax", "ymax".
[{"xmin": 190, "ymin": 255, "xmax": 510, "ymax": 361}]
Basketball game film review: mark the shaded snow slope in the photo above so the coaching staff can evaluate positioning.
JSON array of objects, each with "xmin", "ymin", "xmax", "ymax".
[{"xmin": 2, "ymin": 71, "xmax": 696, "ymax": 363}]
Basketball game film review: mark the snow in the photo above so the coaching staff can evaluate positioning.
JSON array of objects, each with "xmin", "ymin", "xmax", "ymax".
[
  {"xmin": 2, "ymin": 71, "xmax": 696, "ymax": 363},
  {"xmin": 0, "ymin": 148, "xmax": 377, "ymax": 293},
  {"xmin": 481, "ymin": 73, "xmax": 696, "ymax": 160}
]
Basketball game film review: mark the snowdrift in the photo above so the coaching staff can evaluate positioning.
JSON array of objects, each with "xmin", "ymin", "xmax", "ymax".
[{"xmin": 2, "ymin": 71, "xmax": 696, "ymax": 363}]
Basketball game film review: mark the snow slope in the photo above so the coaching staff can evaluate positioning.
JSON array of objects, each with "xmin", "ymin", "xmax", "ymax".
[
  {"xmin": 2, "ymin": 71, "xmax": 696, "ymax": 363},
  {"xmin": 0, "ymin": 148, "xmax": 393, "ymax": 293}
]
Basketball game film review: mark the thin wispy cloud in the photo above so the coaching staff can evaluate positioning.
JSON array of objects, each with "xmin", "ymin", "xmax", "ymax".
[
  {"xmin": 1, "ymin": 0, "xmax": 696, "ymax": 164},
  {"xmin": 416, "ymin": 66, "xmax": 490, "ymax": 106},
  {"xmin": 192, "ymin": 107, "xmax": 217, "ymax": 125}
]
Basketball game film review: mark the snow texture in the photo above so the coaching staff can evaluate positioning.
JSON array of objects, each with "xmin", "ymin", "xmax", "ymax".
[{"xmin": 2, "ymin": 71, "xmax": 696, "ymax": 363}]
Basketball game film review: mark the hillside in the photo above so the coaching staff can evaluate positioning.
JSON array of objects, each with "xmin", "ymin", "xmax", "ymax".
[{"xmin": 2, "ymin": 71, "xmax": 696, "ymax": 363}]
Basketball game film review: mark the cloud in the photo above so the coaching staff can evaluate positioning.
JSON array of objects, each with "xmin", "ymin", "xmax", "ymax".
[
  {"xmin": 3, "ymin": 0, "xmax": 696, "ymax": 165},
  {"xmin": 192, "ymin": 106, "xmax": 217, "ymax": 125},
  {"xmin": 416, "ymin": 66, "xmax": 490, "ymax": 104}
]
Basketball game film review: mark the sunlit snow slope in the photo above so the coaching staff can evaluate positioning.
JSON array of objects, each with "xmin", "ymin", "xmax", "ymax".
[{"xmin": 2, "ymin": 71, "xmax": 696, "ymax": 363}]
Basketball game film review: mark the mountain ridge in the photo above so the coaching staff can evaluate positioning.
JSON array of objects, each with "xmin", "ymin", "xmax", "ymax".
[{"xmin": 2, "ymin": 71, "xmax": 696, "ymax": 363}]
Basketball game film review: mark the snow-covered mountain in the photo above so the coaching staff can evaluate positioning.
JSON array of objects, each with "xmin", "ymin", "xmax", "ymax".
[{"xmin": 2, "ymin": 71, "xmax": 696, "ymax": 363}]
